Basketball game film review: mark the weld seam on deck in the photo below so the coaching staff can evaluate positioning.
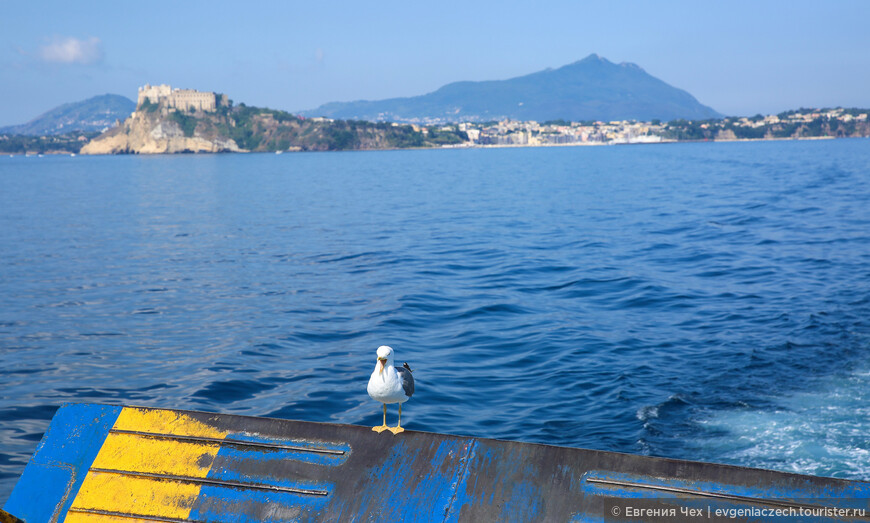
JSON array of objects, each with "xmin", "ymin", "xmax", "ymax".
[
  {"xmin": 586, "ymin": 478, "xmax": 836, "ymax": 511},
  {"xmin": 66, "ymin": 508, "xmax": 200, "ymax": 523},
  {"xmin": 88, "ymin": 468, "xmax": 330, "ymax": 496},
  {"xmin": 443, "ymin": 438, "xmax": 479, "ymax": 521},
  {"xmin": 109, "ymin": 429, "xmax": 345, "ymax": 455}
]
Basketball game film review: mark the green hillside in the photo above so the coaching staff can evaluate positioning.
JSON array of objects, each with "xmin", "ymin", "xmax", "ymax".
[
  {"xmin": 0, "ymin": 94, "xmax": 135, "ymax": 135},
  {"xmin": 81, "ymin": 99, "xmax": 469, "ymax": 154}
]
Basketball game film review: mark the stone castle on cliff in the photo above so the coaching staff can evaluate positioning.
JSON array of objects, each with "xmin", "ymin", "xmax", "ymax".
[{"xmin": 137, "ymin": 84, "xmax": 229, "ymax": 112}]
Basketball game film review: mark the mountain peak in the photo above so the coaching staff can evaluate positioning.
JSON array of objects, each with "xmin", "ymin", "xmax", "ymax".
[
  {"xmin": 577, "ymin": 53, "xmax": 611, "ymax": 65},
  {"xmin": 571, "ymin": 54, "xmax": 643, "ymax": 73},
  {"xmin": 302, "ymin": 56, "xmax": 722, "ymax": 123}
]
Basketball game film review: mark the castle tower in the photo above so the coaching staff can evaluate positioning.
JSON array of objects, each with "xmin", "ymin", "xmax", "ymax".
[{"xmin": 137, "ymin": 84, "xmax": 172, "ymax": 106}]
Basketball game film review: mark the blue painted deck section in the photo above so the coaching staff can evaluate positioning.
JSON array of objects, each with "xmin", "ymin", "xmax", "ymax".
[
  {"xmin": 3, "ymin": 404, "xmax": 121, "ymax": 523},
  {"xmin": 4, "ymin": 404, "xmax": 869, "ymax": 522}
]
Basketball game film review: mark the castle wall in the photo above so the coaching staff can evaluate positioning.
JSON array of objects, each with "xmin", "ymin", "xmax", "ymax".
[
  {"xmin": 167, "ymin": 90, "xmax": 217, "ymax": 112},
  {"xmin": 136, "ymin": 84, "xmax": 218, "ymax": 112}
]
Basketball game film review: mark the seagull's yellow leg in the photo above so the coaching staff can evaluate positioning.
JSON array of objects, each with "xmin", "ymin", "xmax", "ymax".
[
  {"xmin": 389, "ymin": 403, "xmax": 405, "ymax": 434},
  {"xmin": 372, "ymin": 403, "xmax": 389, "ymax": 433}
]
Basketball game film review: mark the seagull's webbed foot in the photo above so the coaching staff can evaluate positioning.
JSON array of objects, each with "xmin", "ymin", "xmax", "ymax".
[
  {"xmin": 373, "ymin": 403, "xmax": 389, "ymax": 433},
  {"xmin": 389, "ymin": 403, "xmax": 406, "ymax": 434}
]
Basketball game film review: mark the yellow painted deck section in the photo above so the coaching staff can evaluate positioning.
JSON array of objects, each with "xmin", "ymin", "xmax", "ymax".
[
  {"xmin": 113, "ymin": 407, "xmax": 228, "ymax": 438},
  {"xmin": 67, "ymin": 407, "xmax": 229, "ymax": 520},
  {"xmin": 66, "ymin": 513, "xmax": 161, "ymax": 523}
]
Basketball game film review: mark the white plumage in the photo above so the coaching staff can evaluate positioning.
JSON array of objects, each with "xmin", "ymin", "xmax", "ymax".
[{"xmin": 367, "ymin": 345, "xmax": 414, "ymax": 434}]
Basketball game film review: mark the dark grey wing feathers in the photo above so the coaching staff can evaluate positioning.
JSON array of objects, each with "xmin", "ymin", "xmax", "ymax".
[{"xmin": 396, "ymin": 366, "xmax": 414, "ymax": 398}]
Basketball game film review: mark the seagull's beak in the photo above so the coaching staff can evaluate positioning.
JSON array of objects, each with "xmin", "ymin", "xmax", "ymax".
[{"xmin": 378, "ymin": 357, "xmax": 387, "ymax": 374}]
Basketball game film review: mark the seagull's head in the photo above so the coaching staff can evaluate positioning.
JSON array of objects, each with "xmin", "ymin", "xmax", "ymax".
[{"xmin": 376, "ymin": 345, "xmax": 393, "ymax": 374}]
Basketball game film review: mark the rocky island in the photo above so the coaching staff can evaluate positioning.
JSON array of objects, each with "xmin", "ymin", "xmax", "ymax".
[{"xmin": 81, "ymin": 84, "xmax": 467, "ymax": 155}]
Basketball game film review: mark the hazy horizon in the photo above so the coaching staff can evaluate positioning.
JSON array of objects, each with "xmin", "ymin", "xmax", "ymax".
[{"xmin": 3, "ymin": 1, "xmax": 870, "ymax": 127}]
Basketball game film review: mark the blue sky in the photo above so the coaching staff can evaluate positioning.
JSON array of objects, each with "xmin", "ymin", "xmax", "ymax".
[{"xmin": 2, "ymin": 1, "xmax": 870, "ymax": 126}]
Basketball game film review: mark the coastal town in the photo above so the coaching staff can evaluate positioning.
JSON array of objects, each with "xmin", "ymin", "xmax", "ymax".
[{"xmin": 417, "ymin": 107, "xmax": 870, "ymax": 147}]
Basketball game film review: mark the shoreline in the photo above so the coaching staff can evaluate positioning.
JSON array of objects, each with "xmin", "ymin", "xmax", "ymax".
[{"xmin": 4, "ymin": 134, "xmax": 860, "ymax": 157}]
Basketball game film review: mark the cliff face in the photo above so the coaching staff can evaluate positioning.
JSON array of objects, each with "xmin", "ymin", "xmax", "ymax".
[
  {"xmin": 81, "ymin": 110, "xmax": 242, "ymax": 154},
  {"xmin": 81, "ymin": 102, "xmax": 468, "ymax": 154}
]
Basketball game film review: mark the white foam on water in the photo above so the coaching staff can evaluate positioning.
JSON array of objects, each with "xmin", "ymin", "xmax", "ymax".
[
  {"xmin": 636, "ymin": 405, "xmax": 659, "ymax": 422},
  {"xmin": 692, "ymin": 368, "xmax": 870, "ymax": 479}
]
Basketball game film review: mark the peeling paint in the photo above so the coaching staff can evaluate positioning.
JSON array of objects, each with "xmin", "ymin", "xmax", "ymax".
[{"xmin": 4, "ymin": 404, "xmax": 869, "ymax": 522}]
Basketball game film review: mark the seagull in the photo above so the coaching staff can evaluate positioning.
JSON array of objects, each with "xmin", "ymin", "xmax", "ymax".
[{"xmin": 367, "ymin": 345, "xmax": 414, "ymax": 434}]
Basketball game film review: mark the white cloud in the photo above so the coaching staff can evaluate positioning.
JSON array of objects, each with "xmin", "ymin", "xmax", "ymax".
[{"xmin": 39, "ymin": 36, "xmax": 104, "ymax": 65}]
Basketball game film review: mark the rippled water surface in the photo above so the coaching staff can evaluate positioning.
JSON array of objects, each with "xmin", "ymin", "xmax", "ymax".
[{"xmin": 1, "ymin": 140, "xmax": 869, "ymax": 501}]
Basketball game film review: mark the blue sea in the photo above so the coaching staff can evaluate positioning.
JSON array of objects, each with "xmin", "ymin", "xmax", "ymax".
[{"xmin": 1, "ymin": 140, "xmax": 869, "ymax": 502}]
